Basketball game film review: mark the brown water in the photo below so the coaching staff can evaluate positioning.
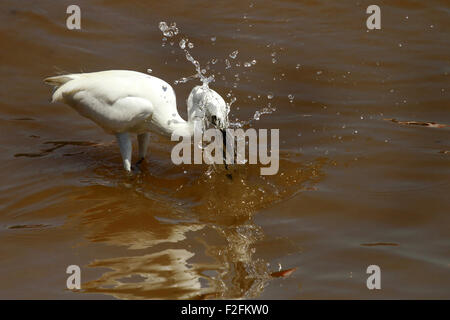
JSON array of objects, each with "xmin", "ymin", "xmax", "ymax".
[{"xmin": 0, "ymin": 0, "xmax": 449, "ymax": 299}]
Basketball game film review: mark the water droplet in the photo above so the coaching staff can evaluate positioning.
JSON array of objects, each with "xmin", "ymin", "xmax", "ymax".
[
  {"xmin": 251, "ymin": 59, "xmax": 257, "ymax": 65},
  {"xmin": 267, "ymin": 93, "xmax": 274, "ymax": 99},
  {"xmin": 288, "ymin": 94, "xmax": 294, "ymax": 102},
  {"xmin": 244, "ymin": 62, "xmax": 252, "ymax": 67},
  {"xmin": 179, "ymin": 39, "xmax": 186, "ymax": 49},
  {"xmin": 211, "ymin": 58, "xmax": 218, "ymax": 64},
  {"xmin": 296, "ymin": 64, "xmax": 301, "ymax": 70},
  {"xmin": 158, "ymin": 21, "xmax": 178, "ymax": 37},
  {"xmin": 225, "ymin": 59, "xmax": 231, "ymax": 69},
  {"xmin": 229, "ymin": 50, "xmax": 239, "ymax": 59},
  {"xmin": 316, "ymin": 70, "xmax": 323, "ymax": 75},
  {"xmin": 211, "ymin": 36, "xmax": 216, "ymax": 42},
  {"xmin": 158, "ymin": 21, "xmax": 167, "ymax": 32},
  {"xmin": 188, "ymin": 42, "xmax": 194, "ymax": 49},
  {"xmin": 272, "ymin": 58, "xmax": 277, "ymax": 64},
  {"xmin": 147, "ymin": 69, "xmax": 152, "ymax": 73}
]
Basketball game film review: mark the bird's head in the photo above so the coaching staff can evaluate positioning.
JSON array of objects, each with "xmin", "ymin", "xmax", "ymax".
[
  {"xmin": 187, "ymin": 85, "xmax": 233, "ymax": 173},
  {"xmin": 187, "ymin": 85, "xmax": 229, "ymax": 130}
]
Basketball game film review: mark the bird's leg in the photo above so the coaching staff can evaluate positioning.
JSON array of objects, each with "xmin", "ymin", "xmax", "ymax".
[
  {"xmin": 137, "ymin": 132, "xmax": 150, "ymax": 164},
  {"xmin": 115, "ymin": 132, "xmax": 132, "ymax": 172}
]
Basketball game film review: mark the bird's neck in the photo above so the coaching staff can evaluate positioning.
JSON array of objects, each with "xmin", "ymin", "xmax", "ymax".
[
  {"xmin": 157, "ymin": 102, "xmax": 205, "ymax": 138},
  {"xmin": 164, "ymin": 116, "xmax": 204, "ymax": 138},
  {"xmin": 168, "ymin": 120, "xmax": 194, "ymax": 137}
]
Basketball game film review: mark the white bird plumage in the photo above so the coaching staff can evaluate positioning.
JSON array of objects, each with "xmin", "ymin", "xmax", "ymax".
[{"xmin": 44, "ymin": 70, "xmax": 229, "ymax": 172}]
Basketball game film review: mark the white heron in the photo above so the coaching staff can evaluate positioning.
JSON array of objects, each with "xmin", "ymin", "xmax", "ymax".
[{"xmin": 44, "ymin": 70, "xmax": 229, "ymax": 172}]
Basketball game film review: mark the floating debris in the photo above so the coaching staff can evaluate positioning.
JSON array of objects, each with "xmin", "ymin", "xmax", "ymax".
[
  {"xmin": 361, "ymin": 242, "xmax": 399, "ymax": 247},
  {"xmin": 384, "ymin": 118, "xmax": 448, "ymax": 128},
  {"xmin": 8, "ymin": 224, "xmax": 51, "ymax": 229}
]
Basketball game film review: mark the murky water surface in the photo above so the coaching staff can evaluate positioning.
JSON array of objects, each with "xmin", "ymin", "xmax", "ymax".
[{"xmin": 0, "ymin": 0, "xmax": 449, "ymax": 299}]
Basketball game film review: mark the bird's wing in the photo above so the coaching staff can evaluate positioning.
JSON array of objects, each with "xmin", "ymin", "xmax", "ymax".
[
  {"xmin": 51, "ymin": 73, "xmax": 156, "ymax": 133},
  {"xmin": 47, "ymin": 70, "xmax": 182, "ymax": 133},
  {"xmin": 64, "ymin": 90, "xmax": 154, "ymax": 133}
]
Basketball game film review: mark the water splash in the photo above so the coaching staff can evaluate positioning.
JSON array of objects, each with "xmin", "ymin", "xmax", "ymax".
[
  {"xmin": 253, "ymin": 104, "xmax": 276, "ymax": 121},
  {"xmin": 159, "ymin": 21, "xmax": 214, "ymax": 87},
  {"xmin": 157, "ymin": 21, "xmax": 277, "ymax": 133}
]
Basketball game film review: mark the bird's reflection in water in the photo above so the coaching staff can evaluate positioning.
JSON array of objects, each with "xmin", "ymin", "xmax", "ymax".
[
  {"xmin": 82, "ymin": 215, "xmax": 268, "ymax": 299},
  {"xmin": 84, "ymin": 248, "xmax": 209, "ymax": 299},
  {"xmin": 75, "ymin": 153, "xmax": 325, "ymax": 299}
]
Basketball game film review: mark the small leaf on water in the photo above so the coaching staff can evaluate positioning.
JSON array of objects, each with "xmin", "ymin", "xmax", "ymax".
[{"xmin": 270, "ymin": 267, "xmax": 297, "ymax": 278}]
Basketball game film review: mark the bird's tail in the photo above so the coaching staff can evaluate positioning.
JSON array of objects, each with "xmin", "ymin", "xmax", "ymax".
[
  {"xmin": 44, "ymin": 74, "xmax": 81, "ymax": 103},
  {"xmin": 44, "ymin": 75, "xmax": 75, "ymax": 87}
]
